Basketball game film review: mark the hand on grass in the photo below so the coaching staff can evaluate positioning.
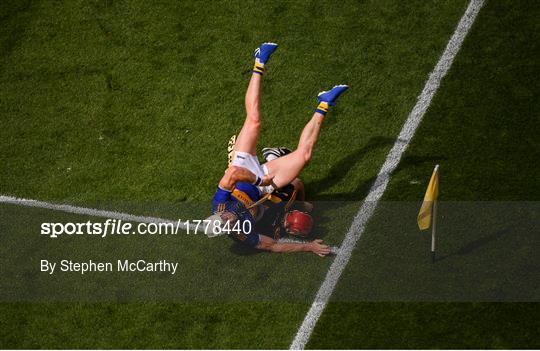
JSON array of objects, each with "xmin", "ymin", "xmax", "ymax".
[{"xmin": 310, "ymin": 239, "xmax": 331, "ymax": 257}]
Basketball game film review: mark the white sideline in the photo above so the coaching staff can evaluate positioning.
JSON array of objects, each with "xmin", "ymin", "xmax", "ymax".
[
  {"xmin": 0, "ymin": 196, "xmax": 337, "ymax": 245},
  {"xmin": 0, "ymin": 195, "xmax": 194, "ymax": 229},
  {"xmin": 289, "ymin": 0, "xmax": 485, "ymax": 349}
]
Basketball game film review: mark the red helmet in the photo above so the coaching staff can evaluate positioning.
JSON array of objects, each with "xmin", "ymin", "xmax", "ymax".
[{"xmin": 284, "ymin": 210, "xmax": 313, "ymax": 237}]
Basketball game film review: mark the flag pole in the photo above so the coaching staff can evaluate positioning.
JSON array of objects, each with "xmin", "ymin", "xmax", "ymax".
[
  {"xmin": 431, "ymin": 199, "xmax": 437, "ymax": 262},
  {"xmin": 431, "ymin": 165, "xmax": 439, "ymax": 263}
]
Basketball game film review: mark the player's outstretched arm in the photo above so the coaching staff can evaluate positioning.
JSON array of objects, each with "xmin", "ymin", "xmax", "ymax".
[
  {"xmin": 219, "ymin": 166, "xmax": 273, "ymax": 190},
  {"xmin": 256, "ymin": 235, "xmax": 331, "ymax": 257}
]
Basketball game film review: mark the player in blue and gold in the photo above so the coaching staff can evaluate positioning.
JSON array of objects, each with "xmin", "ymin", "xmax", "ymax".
[{"xmin": 210, "ymin": 43, "xmax": 348, "ymax": 256}]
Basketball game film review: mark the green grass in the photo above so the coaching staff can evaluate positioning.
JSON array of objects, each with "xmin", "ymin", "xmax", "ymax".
[
  {"xmin": 308, "ymin": 0, "xmax": 540, "ymax": 348},
  {"xmin": 0, "ymin": 302, "xmax": 309, "ymax": 349},
  {"xmin": 309, "ymin": 303, "xmax": 540, "ymax": 349},
  {"xmin": 1, "ymin": 0, "xmax": 538, "ymax": 348},
  {"xmin": 0, "ymin": 0, "xmax": 468, "ymax": 203}
]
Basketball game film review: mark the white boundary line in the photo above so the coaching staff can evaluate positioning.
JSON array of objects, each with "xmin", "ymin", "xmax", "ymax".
[
  {"xmin": 0, "ymin": 195, "xmax": 336, "ymax": 244},
  {"xmin": 0, "ymin": 194, "xmax": 190, "ymax": 227},
  {"xmin": 290, "ymin": 0, "xmax": 485, "ymax": 348}
]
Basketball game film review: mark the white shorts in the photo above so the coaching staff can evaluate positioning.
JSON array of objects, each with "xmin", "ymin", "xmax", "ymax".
[{"xmin": 231, "ymin": 151, "xmax": 274, "ymax": 194}]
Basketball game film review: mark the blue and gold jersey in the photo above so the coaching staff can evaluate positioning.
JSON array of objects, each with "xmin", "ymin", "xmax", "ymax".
[{"xmin": 211, "ymin": 182, "xmax": 261, "ymax": 247}]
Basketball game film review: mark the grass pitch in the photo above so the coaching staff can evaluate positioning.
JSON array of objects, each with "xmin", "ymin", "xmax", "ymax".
[
  {"xmin": 1, "ymin": 0, "xmax": 538, "ymax": 348},
  {"xmin": 309, "ymin": 0, "xmax": 540, "ymax": 348}
]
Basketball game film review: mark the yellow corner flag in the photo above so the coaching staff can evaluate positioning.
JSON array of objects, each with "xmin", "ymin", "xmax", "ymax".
[{"xmin": 417, "ymin": 165, "xmax": 439, "ymax": 230}]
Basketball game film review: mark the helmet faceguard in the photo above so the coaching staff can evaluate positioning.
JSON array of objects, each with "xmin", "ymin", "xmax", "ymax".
[{"xmin": 283, "ymin": 210, "xmax": 313, "ymax": 237}]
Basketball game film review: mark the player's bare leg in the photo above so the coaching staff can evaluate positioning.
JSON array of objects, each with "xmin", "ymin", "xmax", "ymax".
[
  {"xmin": 265, "ymin": 85, "xmax": 349, "ymax": 188},
  {"xmin": 234, "ymin": 73, "xmax": 262, "ymax": 156},
  {"xmin": 265, "ymin": 111, "xmax": 326, "ymax": 187},
  {"xmin": 234, "ymin": 43, "xmax": 278, "ymax": 156}
]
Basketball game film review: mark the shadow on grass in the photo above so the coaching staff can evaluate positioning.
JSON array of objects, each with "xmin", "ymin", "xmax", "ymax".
[
  {"xmin": 435, "ymin": 227, "xmax": 511, "ymax": 262},
  {"xmin": 307, "ymin": 136, "xmax": 395, "ymax": 201},
  {"xmin": 229, "ymin": 241, "xmax": 265, "ymax": 256},
  {"xmin": 394, "ymin": 154, "xmax": 448, "ymax": 174},
  {"xmin": 0, "ymin": 0, "xmax": 33, "ymax": 73}
]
